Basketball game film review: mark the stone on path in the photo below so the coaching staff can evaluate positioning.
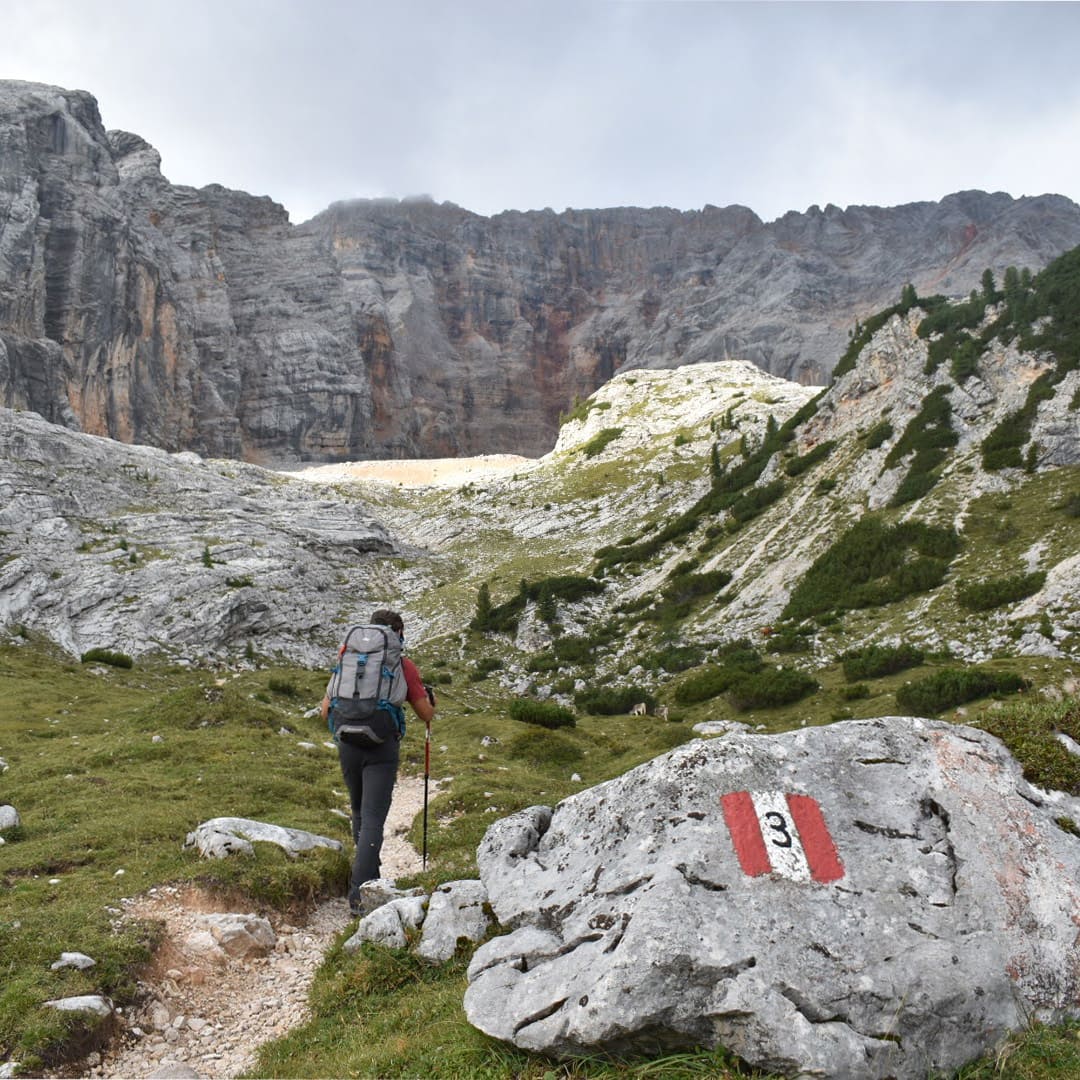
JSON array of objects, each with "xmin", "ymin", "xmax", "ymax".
[
  {"xmin": 465, "ymin": 717, "xmax": 1080, "ymax": 1080},
  {"xmin": 199, "ymin": 913, "xmax": 276, "ymax": 959},
  {"xmin": 146, "ymin": 1064, "xmax": 202, "ymax": 1079},
  {"xmin": 183, "ymin": 817, "xmax": 343, "ymax": 859}
]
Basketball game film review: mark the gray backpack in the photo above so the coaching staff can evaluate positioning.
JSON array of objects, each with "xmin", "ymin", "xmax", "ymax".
[{"xmin": 326, "ymin": 624, "xmax": 409, "ymax": 746}]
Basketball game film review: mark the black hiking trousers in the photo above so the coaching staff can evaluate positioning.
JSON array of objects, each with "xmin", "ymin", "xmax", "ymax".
[{"xmin": 337, "ymin": 720, "xmax": 401, "ymax": 901}]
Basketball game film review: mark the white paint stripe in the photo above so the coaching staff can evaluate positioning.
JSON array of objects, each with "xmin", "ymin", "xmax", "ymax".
[{"xmin": 750, "ymin": 790, "xmax": 811, "ymax": 882}]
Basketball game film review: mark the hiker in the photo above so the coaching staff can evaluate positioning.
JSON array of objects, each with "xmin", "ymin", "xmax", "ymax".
[{"xmin": 320, "ymin": 609, "xmax": 435, "ymax": 914}]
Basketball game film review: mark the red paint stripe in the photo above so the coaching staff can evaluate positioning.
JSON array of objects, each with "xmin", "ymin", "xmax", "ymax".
[
  {"xmin": 786, "ymin": 794, "xmax": 844, "ymax": 883},
  {"xmin": 721, "ymin": 791, "xmax": 772, "ymax": 877}
]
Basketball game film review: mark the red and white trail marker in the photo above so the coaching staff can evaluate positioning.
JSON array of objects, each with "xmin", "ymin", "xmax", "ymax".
[{"xmin": 720, "ymin": 790, "xmax": 845, "ymax": 884}]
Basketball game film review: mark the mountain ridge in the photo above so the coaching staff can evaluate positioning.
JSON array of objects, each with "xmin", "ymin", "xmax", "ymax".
[{"xmin": 3, "ymin": 81, "xmax": 1080, "ymax": 461}]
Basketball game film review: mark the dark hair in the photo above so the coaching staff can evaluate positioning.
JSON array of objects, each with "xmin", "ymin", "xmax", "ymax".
[{"xmin": 370, "ymin": 609, "xmax": 405, "ymax": 636}]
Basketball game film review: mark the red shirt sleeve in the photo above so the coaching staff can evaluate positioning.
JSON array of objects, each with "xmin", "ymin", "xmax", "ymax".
[{"xmin": 402, "ymin": 657, "xmax": 427, "ymax": 706}]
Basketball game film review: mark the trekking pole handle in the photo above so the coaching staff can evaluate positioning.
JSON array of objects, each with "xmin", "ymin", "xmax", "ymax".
[{"xmin": 424, "ymin": 682, "xmax": 436, "ymax": 707}]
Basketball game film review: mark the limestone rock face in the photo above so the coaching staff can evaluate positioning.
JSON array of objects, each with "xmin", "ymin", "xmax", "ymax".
[
  {"xmin": 464, "ymin": 718, "xmax": 1080, "ymax": 1079},
  {"xmin": 0, "ymin": 405, "xmax": 399, "ymax": 664},
  {"xmin": 3, "ymin": 81, "xmax": 1080, "ymax": 460}
]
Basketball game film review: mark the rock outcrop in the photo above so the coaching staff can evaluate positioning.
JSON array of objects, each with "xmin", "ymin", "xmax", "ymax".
[
  {"xmin": 183, "ymin": 818, "xmax": 343, "ymax": 859},
  {"xmin": 464, "ymin": 718, "xmax": 1080, "ymax": 1079},
  {"xmin": 3, "ymin": 80, "xmax": 1080, "ymax": 460},
  {"xmin": 0, "ymin": 405, "xmax": 400, "ymax": 663}
]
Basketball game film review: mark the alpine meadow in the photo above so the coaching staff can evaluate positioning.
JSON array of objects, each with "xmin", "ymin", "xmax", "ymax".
[{"xmin": 3, "ymin": 80, "xmax": 1080, "ymax": 1080}]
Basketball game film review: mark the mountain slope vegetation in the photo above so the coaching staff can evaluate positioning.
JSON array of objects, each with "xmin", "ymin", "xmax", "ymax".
[{"xmin": 1, "ymin": 246, "xmax": 1080, "ymax": 1076}]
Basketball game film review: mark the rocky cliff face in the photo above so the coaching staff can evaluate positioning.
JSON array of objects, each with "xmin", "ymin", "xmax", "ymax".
[{"xmin": 3, "ymin": 80, "xmax": 1080, "ymax": 461}]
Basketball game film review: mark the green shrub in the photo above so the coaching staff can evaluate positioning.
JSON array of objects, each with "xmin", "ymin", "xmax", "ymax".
[
  {"xmin": 862, "ymin": 420, "xmax": 894, "ymax": 450},
  {"xmin": 726, "ymin": 667, "xmax": 819, "ymax": 711},
  {"xmin": 841, "ymin": 643, "xmax": 925, "ymax": 681},
  {"xmin": 560, "ymin": 395, "xmax": 610, "ymax": 426},
  {"xmin": 661, "ymin": 568, "xmax": 732, "ymax": 605},
  {"xmin": 508, "ymin": 699, "xmax": 576, "ymax": 729},
  {"xmin": 525, "ymin": 652, "xmax": 561, "ymax": 673},
  {"xmin": 976, "ymin": 699, "xmax": 1080, "ymax": 795},
  {"xmin": 469, "ymin": 657, "xmax": 504, "ymax": 682},
  {"xmin": 575, "ymin": 686, "xmax": 657, "ymax": 715},
  {"xmin": 581, "ymin": 427, "xmax": 624, "ymax": 458},
  {"xmin": 957, "ymin": 571, "xmax": 1047, "ymax": 612},
  {"xmin": 471, "ymin": 575, "xmax": 604, "ymax": 634},
  {"xmin": 1060, "ymin": 492, "xmax": 1080, "ymax": 518},
  {"xmin": 783, "ymin": 517, "xmax": 961, "ymax": 622},
  {"xmin": 643, "ymin": 644, "xmax": 706, "ymax": 673},
  {"xmin": 268, "ymin": 677, "xmax": 298, "ymax": 696},
  {"xmin": 225, "ymin": 575, "xmax": 254, "ymax": 588},
  {"xmin": 784, "ymin": 441, "xmax": 836, "ymax": 477},
  {"xmin": 885, "ymin": 387, "xmax": 958, "ymax": 506},
  {"xmin": 766, "ymin": 631, "xmax": 812, "ymax": 654},
  {"xmin": 674, "ymin": 647, "xmax": 764, "ymax": 704},
  {"xmin": 80, "ymin": 648, "xmax": 134, "ymax": 669},
  {"xmin": 727, "ymin": 479, "xmax": 786, "ymax": 526},
  {"xmin": 592, "ymin": 406, "xmax": 807, "ymax": 573},
  {"xmin": 674, "ymin": 666, "xmax": 740, "ymax": 704},
  {"xmin": 505, "ymin": 728, "xmax": 584, "ymax": 767},
  {"xmin": 553, "ymin": 636, "xmax": 593, "ymax": 663},
  {"xmin": 895, "ymin": 668, "xmax": 1029, "ymax": 715},
  {"xmin": 840, "ymin": 683, "xmax": 870, "ymax": 701}
]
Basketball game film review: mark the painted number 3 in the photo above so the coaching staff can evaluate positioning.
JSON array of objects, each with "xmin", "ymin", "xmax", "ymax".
[
  {"xmin": 763, "ymin": 811, "xmax": 793, "ymax": 848},
  {"xmin": 721, "ymin": 791, "xmax": 845, "ymax": 884}
]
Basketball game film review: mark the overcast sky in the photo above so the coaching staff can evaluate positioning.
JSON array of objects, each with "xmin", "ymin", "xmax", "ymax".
[{"xmin": 3, "ymin": 0, "xmax": 1078, "ymax": 225}]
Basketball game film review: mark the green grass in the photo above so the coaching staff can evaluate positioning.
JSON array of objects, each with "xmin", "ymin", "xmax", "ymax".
[
  {"xmin": 4, "ymin": 633, "xmax": 1080, "ymax": 1076},
  {"xmin": 251, "ymin": 941, "xmax": 760, "ymax": 1079},
  {"xmin": 4, "ymin": 345, "xmax": 1080, "ymax": 1074},
  {"xmin": 0, "ymin": 642, "xmax": 349, "ymax": 1069}
]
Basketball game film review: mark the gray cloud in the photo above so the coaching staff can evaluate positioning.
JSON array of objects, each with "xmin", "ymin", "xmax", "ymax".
[{"xmin": 2, "ymin": 0, "xmax": 1078, "ymax": 223}]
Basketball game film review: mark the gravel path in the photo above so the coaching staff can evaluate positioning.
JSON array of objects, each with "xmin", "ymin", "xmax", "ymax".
[{"xmin": 82, "ymin": 774, "xmax": 432, "ymax": 1080}]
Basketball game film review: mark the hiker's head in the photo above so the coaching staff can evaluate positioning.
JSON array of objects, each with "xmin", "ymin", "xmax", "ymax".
[{"xmin": 370, "ymin": 609, "xmax": 405, "ymax": 638}]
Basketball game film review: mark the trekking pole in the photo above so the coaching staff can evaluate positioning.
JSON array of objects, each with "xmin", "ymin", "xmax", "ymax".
[
  {"xmin": 422, "ymin": 681, "xmax": 435, "ymax": 871},
  {"xmin": 422, "ymin": 715, "xmax": 431, "ymax": 871}
]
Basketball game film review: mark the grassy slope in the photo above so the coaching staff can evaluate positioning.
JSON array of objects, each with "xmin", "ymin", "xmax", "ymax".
[{"xmin": 3, "ymin": 344, "xmax": 1080, "ymax": 1074}]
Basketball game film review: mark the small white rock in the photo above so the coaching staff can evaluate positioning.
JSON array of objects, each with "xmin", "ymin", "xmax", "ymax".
[{"xmin": 51, "ymin": 952, "xmax": 96, "ymax": 971}]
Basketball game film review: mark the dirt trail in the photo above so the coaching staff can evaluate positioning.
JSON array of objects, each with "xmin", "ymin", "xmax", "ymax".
[{"xmin": 84, "ymin": 775, "xmax": 431, "ymax": 1080}]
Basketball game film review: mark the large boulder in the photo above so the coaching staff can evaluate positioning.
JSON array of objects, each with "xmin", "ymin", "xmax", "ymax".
[{"xmin": 464, "ymin": 717, "xmax": 1080, "ymax": 1079}]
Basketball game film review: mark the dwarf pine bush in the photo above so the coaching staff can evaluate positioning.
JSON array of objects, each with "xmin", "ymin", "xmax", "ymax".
[
  {"xmin": 725, "ymin": 667, "xmax": 819, "ymax": 711},
  {"xmin": 957, "ymin": 571, "xmax": 1047, "ymax": 612},
  {"xmin": 575, "ymin": 686, "xmax": 657, "ymax": 715},
  {"xmin": 841, "ymin": 643, "xmax": 925, "ymax": 681},
  {"xmin": 80, "ymin": 647, "xmax": 134, "ymax": 669},
  {"xmin": 783, "ymin": 517, "xmax": 961, "ymax": 623},
  {"xmin": 896, "ymin": 668, "xmax": 1029, "ymax": 715},
  {"xmin": 508, "ymin": 699, "xmax": 576, "ymax": 729}
]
